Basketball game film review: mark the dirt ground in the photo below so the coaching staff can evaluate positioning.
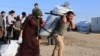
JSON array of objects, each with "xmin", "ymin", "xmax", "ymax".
[{"xmin": 40, "ymin": 32, "xmax": 100, "ymax": 56}]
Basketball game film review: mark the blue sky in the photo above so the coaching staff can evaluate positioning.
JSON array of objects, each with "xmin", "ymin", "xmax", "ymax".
[{"xmin": 0, "ymin": 0, "xmax": 100, "ymax": 23}]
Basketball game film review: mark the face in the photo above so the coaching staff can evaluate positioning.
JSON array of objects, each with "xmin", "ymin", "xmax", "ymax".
[
  {"xmin": 34, "ymin": 5, "xmax": 38, "ymax": 8},
  {"xmin": 67, "ymin": 14, "xmax": 74, "ymax": 20},
  {"xmin": 1, "ymin": 13, "xmax": 5, "ymax": 17},
  {"xmin": 10, "ymin": 13, "xmax": 15, "ymax": 16}
]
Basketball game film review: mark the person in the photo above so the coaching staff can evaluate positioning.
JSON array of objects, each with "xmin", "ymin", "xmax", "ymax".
[
  {"xmin": 13, "ymin": 16, "xmax": 21, "ymax": 40},
  {"xmin": 0, "ymin": 11, "xmax": 6, "ymax": 56},
  {"xmin": 6, "ymin": 10, "xmax": 15, "ymax": 40},
  {"xmin": 17, "ymin": 14, "xmax": 40, "ymax": 56},
  {"xmin": 32, "ymin": 3, "xmax": 43, "ymax": 39},
  {"xmin": 20, "ymin": 12, "xmax": 27, "ymax": 24},
  {"xmin": 16, "ymin": 12, "xmax": 27, "ymax": 43},
  {"xmin": 52, "ymin": 11, "xmax": 75, "ymax": 56},
  {"xmin": 47, "ymin": 35, "xmax": 55, "ymax": 45},
  {"xmin": 32, "ymin": 3, "xmax": 42, "ymax": 19},
  {"xmin": 0, "ymin": 11, "xmax": 6, "ymax": 44}
]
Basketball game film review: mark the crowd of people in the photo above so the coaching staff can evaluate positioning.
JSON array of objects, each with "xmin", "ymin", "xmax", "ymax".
[
  {"xmin": 0, "ymin": 3, "xmax": 75, "ymax": 56},
  {"xmin": 0, "ymin": 3, "xmax": 44, "ymax": 56},
  {"xmin": 0, "ymin": 10, "xmax": 26, "ymax": 44}
]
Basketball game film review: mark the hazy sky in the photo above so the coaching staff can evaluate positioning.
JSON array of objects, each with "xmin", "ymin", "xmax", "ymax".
[{"xmin": 0, "ymin": 0, "xmax": 100, "ymax": 23}]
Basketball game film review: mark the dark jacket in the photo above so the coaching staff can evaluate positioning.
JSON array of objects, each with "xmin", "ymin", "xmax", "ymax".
[
  {"xmin": 0, "ymin": 15, "xmax": 5, "ymax": 39},
  {"xmin": 32, "ymin": 8, "xmax": 42, "ymax": 19},
  {"xmin": 0, "ymin": 15, "xmax": 5, "ymax": 28},
  {"xmin": 32, "ymin": 8, "xmax": 43, "ymax": 36}
]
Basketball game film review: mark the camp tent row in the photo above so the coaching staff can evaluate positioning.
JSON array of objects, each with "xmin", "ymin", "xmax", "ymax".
[{"xmin": 76, "ymin": 17, "xmax": 100, "ymax": 33}]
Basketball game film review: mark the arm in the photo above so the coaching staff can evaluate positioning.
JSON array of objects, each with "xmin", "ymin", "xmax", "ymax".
[
  {"xmin": 19, "ymin": 30, "xmax": 23, "ymax": 37},
  {"xmin": 13, "ymin": 25, "xmax": 17, "ymax": 29},
  {"xmin": 13, "ymin": 25, "xmax": 20, "ymax": 30},
  {"xmin": 61, "ymin": 15, "xmax": 67, "ymax": 24},
  {"xmin": 70, "ymin": 20, "xmax": 75, "ymax": 29}
]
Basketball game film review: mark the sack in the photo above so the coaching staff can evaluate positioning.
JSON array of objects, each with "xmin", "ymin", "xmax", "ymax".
[
  {"xmin": 53, "ymin": 6, "xmax": 72, "ymax": 15},
  {"xmin": 17, "ymin": 36, "xmax": 22, "ymax": 44},
  {"xmin": 53, "ymin": 2, "xmax": 72, "ymax": 15},
  {"xmin": 39, "ymin": 15, "xmax": 60, "ymax": 36},
  {"xmin": 0, "ymin": 40, "xmax": 19, "ymax": 56},
  {"xmin": 39, "ymin": 2, "xmax": 72, "ymax": 37},
  {"xmin": 17, "ymin": 31, "xmax": 23, "ymax": 44}
]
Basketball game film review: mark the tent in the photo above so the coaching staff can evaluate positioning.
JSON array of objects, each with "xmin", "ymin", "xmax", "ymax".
[
  {"xmin": 91, "ymin": 17, "xmax": 100, "ymax": 32},
  {"xmin": 76, "ymin": 21, "xmax": 91, "ymax": 32}
]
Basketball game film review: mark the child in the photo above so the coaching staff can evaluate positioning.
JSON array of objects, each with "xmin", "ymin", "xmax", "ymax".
[{"xmin": 13, "ymin": 16, "xmax": 21, "ymax": 40}]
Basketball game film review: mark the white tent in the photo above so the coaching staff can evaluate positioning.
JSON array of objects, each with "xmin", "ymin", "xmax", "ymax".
[
  {"xmin": 76, "ymin": 21, "xmax": 91, "ymax": 32},
  {"xmin": 91, "ymin": 17, "xmax": 100, "ymax": 32}
]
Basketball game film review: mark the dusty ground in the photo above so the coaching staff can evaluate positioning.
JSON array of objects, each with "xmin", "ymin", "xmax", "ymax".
[{"xmin": 40, "ymin": 32, "xmax": 100, "ymax": 56}]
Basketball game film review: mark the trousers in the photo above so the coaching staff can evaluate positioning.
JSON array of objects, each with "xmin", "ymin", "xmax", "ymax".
[{"xmin": 52, "ymin": 34, "xmax": 64, "ymax": 56}]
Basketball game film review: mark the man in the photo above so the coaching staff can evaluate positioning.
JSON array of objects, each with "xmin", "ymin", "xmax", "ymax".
[
  {"xmin": 6, "ymin": 10, "xmax": 15, "ymax": 40},
  {"xmin": 32, "ymin": 3, "xmax": 42, "ymax": 19},
  {"xmin": 52, "ymin": 11, "xmax": 75, "ymax": 56},
  {"xmin": 32, "ymin": 3, "xmax": 43, "ymax": 39},
  {"xmin": 17, "ymin": 12, "xmax": 27, "ymax": 43},
  {"xmin": 20, "ymin": 12, "xmax": 27, "ymax": 24},
  {"xmin": 0, "ymin": 11, "xmax": 6, "ymax": 44}
]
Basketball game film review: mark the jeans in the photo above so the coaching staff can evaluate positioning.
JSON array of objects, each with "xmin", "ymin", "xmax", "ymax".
[
  {"xmin": 47, "ymin": 36, "xmax": 55, "ymax": 45},
  {"xmin": 13, "ymin": 30, "xmax": 20, "ymax": 40},
  {"xmin": 6, "ymin": 26, "xmax": 13, "ymax": 39}
]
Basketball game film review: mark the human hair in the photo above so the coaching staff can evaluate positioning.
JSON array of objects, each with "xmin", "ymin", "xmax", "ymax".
[
  {"xmin": 34, "ymin": 3, "xmax": 38, "ymax": 6},
  {"xmin": 9, "ymin": 10, "xmax": 15, "ymax": 14},
  {"xmin": 22, "ymin": 12, "xmax": 26, "ymax": 16},
  {"xmin": 16, "ymin": 16, "xmax": 20, "ymax": 21},
  {"xmin": 66, "ymin": 11, "xmax": 75, "ymax": 16},
  {"xmin": 1, "ymin": 11, "xmax": 5, "ymax": 14}
]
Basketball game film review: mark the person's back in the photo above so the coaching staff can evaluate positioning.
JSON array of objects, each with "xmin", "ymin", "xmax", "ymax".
[
  {"xmin": 15, "ymin": 21, "xmax": 21, "ymax": 29},
  {"xmin": 53, "ymin": 18, "xmax": 70, "ymax": 36}
]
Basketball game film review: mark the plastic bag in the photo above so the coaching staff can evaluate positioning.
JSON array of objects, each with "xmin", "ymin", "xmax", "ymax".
[{"xmin": 17, "ymin": 36, "xmax": 22, "ymax": 44}]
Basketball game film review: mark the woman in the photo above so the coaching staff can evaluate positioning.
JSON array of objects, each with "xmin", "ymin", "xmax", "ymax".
[{"xmin": 17, "ymin": 14, "xmax": 40, "ymax": 56}]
